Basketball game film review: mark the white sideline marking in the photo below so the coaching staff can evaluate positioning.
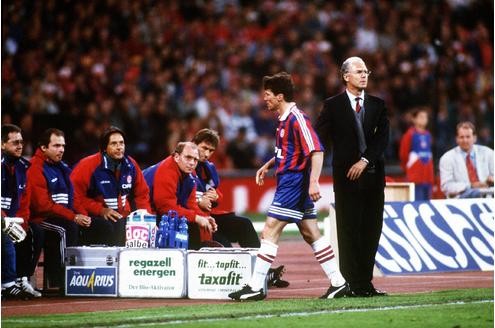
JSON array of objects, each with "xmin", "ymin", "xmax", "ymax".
[
  {"xmin": 5, "ymin": 300, "xmax": 492, "ymax": 326},
  {"xmin": 91, "ymin": 300, "xmax": 495, "ymax": 327}
]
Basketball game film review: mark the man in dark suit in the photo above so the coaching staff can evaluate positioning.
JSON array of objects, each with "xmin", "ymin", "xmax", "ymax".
[{"xmin": 315, "ymin": 56, "xmax": 389, "ymax": 297}]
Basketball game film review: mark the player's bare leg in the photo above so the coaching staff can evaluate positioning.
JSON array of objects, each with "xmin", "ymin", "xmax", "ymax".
[
  {"xmin": 298, "ymin": 219, "xmax": 348, "ymax": 298},
  {"xmin": 228, "ymin": 217, "xmax": 286, "ymax": 301}
]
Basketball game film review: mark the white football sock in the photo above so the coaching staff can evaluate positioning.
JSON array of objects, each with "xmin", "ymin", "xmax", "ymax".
[
  {"xmin": 312, "ymin": 237, "xmax": 345, "ymax": 287},
  {"xmin": 249, "ymin": 239, "xmax": 278, "ymax": 290}
]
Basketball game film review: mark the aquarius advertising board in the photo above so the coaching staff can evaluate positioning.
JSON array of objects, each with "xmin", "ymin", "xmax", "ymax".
[
  {"xmin": 66, "ymin": 267, "xmax": 117, "ymax": 296},
  {"xmin": 375, "ymin": 199, "xmax": 494, "ymax": 274}
]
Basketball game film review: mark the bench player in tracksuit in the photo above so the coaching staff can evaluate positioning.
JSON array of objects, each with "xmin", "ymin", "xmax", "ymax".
[
  {"xmin": 1, "ymin": 124, "xmax": 40, "ymax": 299},
  {"xmin": 143, "ymin": 141, "xmax": 217, "ymax": 250},
  {"xmin": 28, "ymin": 128, "xmax": 92, "ymax": 287},
  {"xmin": 71, "ymin": 126, "xmax": 151, "ymax": 246}
]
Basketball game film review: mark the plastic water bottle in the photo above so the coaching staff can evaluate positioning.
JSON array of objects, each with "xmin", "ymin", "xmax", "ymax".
[
  {"xmin": 156, "ymin": 214, "xmax": 169, "ymax": 248},
  {"xmin": 176, "ymin": 216, "xmax": 189, "ymax": 249},
  {"xmin": 167, "ymin": 211, "xmax": 177, "ymax": 248},
  {"xmin": 155, "ymin": 228, "xmax": 162, "ymax": 248}
]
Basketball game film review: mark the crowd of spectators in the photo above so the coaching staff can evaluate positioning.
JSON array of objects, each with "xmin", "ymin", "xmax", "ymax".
[{"xmin": 2, "ymin": 0, "xmax": 493, "ymax": 173}]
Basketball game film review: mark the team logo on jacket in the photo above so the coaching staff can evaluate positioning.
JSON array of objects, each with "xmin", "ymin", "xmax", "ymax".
[
  {"xmin": 280, "ymin": 129, "xmax": 285, "ymax": 138},
  {"xmin": 122, "ymin": 175, "xmax": 132, "ymax": 189}
]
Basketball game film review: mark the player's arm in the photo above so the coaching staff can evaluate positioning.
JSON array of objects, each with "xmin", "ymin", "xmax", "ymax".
[
  {"xmin": 309, "ymin": 151, "xmax": 323, "ymax": 202},
  {"xmin": 129, "ymin": 158, "xmax": 152, "ymax": 212},
  {"xmin": 28, "ymin": 165, "xmax": 76, "ymax": 221},
  {"xmin": 256, "ymin": 157, "xmax": 275, "ymax": 186},
  {"xmin": 71, "ymin": 161, "xmax": 106, "ymax": 216},
  {"xmin": 398, "ymin": 129, "xmax": 412, "ymax": 170}
]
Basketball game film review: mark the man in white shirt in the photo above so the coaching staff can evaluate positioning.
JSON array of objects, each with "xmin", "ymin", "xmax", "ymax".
[{"xmin": 439, "ymin": 121, "xmax": 494, "ymax": 198}]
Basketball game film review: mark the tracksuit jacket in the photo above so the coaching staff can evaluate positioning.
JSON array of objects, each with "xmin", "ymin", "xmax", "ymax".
[
  {"xmin": 28, "ymin": 149, "xmax": 77, "ymax": 223},
  {"xmin": 71, "ymin": 152, "xmax": 151, "ymax": 218},
  {"xmin": 143, "ymin": 156, "xmax": 211, "ymax": 241},
  {"xmin": 194, "ymin": 160, "xmax": 229, "ymax": 215},
  {"xmin": 1, "ymin": 154, "xmax": 30, "ymax": 228}
]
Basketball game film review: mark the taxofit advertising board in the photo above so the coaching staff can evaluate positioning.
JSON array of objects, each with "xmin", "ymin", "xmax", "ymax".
[
  {"xmin": 187, "ymin": 250, "xmax": 255, "ymax": 299},
  {"xmin": 375, "ymin": 199, "xmax": 494, "ymax": 274},
  {"xmin": 118, "ymin": 249, "xmax": 186, "ymax": 298},
  {"xmin": 66, "ymin": 267, "xmax": 118, "ymax": 296}
]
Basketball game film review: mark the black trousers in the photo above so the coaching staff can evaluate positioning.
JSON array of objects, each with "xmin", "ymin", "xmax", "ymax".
[
  {"xmin": 80, "ymin": 217, "xmax": 126, "ymax": 246},
  {"xmin": 15, "ymin": 222, "xmax": 44, "ymax": 278},
  {"xmin": 334, "ymin": 188, "xmax": 384, "ymax": 293},
  {"xmin": 41, "ymin": 217, "xmax": 79, "ymax": 287},
  {"xmin": 213, "ymin": 213, "xmax": 260, "ymax": 248}
]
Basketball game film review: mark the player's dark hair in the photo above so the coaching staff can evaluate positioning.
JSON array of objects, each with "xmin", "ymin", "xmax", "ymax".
[
  {"xmin": 192, "ymin": 129, "xmax": 219, "ymax": 148},
  {"xmin": 99, "ymin": 126, "xmax": 125, "ymax": 151},
  {"xmin": 1, "ymin": 124, "xmax": 21, "ymax": 143},
  {"xmin": 263, "ymin": 72, "xmax": 294, "ymax": 102},
  {"xmin": 38, "ymin": 128, "xmax": 65, "ymax": 148}
]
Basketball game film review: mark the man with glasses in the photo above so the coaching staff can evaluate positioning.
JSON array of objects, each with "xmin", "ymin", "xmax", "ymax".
[
  {"xmin": 1, "ymin": 124, "xmax": 41, "ymax": 299},
  {"xmin": 143, "ymin": 141, "xmax": 217, "ymax": 250},
  {"xmin": 316, "ymin": 56, "xmax": 390, "ymax": 297},
  {"xmin": 71, "ymin": 126, "xmax": 152, "ymax": 246}
]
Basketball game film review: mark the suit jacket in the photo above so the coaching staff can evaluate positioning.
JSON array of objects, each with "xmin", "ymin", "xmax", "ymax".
[
  {"xmin": 316, "ymin": 91, "xmax": 389, "ymax": 192},
  {"xmin": 439, "ymin": 144, "xmax": 494, "ymax": 196}
]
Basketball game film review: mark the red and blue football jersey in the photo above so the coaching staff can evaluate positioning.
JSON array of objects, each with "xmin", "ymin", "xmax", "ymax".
[{"xmin": 274, "ymin": 105, "xmax": 323, "ymax": 175}]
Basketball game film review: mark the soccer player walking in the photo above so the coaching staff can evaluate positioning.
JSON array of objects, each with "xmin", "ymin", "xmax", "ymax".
[{"xmin": 229, "ymin": 72, "xmax": 347, "ymax": 301}]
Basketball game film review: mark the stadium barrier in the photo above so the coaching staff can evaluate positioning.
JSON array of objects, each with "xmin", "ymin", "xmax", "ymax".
[{"xmin": 64, "ymin": 246, "xmax": 261, "ymax": 299}]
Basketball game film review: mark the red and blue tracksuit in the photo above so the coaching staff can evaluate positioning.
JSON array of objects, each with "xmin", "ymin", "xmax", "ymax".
[
  {"xmin": 71, "ymin": 152, "xmax": 151, "ymax": 246},
  {"xmin": 194, "ymin": 160, "xmax": 260, "ymax": 248},
  {"xmin": 399, "ymin": 127, "xmax": 434, "ymax": 200},
  {"xmin": 143, "ymin": 156, "xmax": 211, "ymax": 249},
  {"xmin": 1, "ymin": 153, "xmax": 32, "ymax": 284},
  {"xmin": 28, "ymin": 149, "xmax": 80, "ymax": 283}
]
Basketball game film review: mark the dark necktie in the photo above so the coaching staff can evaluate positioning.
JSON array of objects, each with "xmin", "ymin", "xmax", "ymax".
[
  {"xmin": 466, "ymin": 153, "xmax": 479, "ymax": 183},
  {"xmin": 355, "ymin": 97, "xmax": 361, "ymax": 113}
]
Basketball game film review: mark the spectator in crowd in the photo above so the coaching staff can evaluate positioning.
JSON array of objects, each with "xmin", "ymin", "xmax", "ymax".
[
  {"xmin": 399, "ymin": 108, "xmax": 434, "ymax": 200},
  {"xmin": 192, "ymin": 128, "xmax": 289, "ymax": 288},
  {"xmin": 143, "ymin": 142, "xmax": 217, "ymax": 250},
  {"xmin": 439, "ymin": 121, "xmax": 494, "ymax": 198},
  {"xmin": 28, "ymin": 128, "xmax": 91, "ymax": 288},
  {"xmin": 229, "ymin": 72, "xmax": 346, "ymax": 301},
  {"xmin": 71, "ymin": 126, "xmax": 151, "ymax": 246},
  {"xmin": 226, "ymin": 126, "xmax": 258, "ymax": 169},
  {"xmin": 2, "ymin": 1, "xmax": 491, "ymax": 170},
  {"xmin": 1, "ymin": 124, "xmax": 40, "ymax": 299},
  {"xmin": 316, "ymin": 57, "xmax": 389, "ymax": 297}
]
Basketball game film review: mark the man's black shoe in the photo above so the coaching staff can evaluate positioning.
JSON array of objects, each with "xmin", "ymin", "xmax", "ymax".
[
  {"xmin": 369, "ymin": 288, "xmax": 387, "ymax": 296},
  {"xmin": 267, "ymin": 265, "xmax": 290, "ymax": 288}
]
